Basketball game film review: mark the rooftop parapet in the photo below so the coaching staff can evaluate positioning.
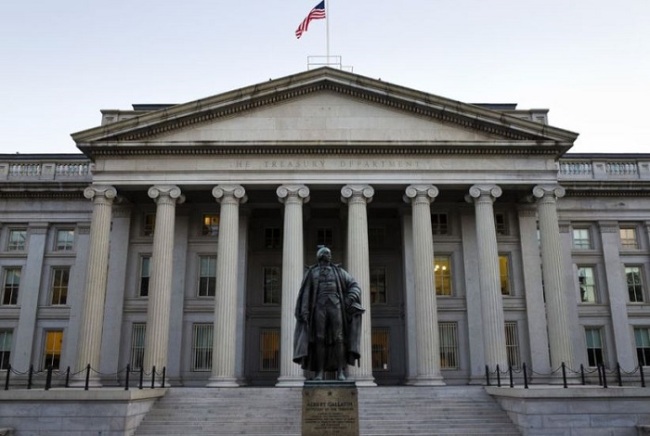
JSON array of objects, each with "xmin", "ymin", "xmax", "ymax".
[{"xmin": 0, "ymin": 155, "xmax": 93, "ymax": 183}]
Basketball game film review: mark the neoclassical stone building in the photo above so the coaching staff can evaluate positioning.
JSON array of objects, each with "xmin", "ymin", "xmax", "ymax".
[{"xmin": 1, "ymin": 68, "xmax": 649, "ymax": 387}]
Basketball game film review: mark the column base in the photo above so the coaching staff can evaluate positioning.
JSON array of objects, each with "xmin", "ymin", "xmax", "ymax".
[
  {"xmin": 276, "ymin": 374, "xmax": 305, "ymax": 387},
  {"xmin": 410, "ymin": 375, "xmax": 446, "ymax": 386},
  {"xmin": 350, "ymin": 375, "xmax": 376, "ymax": 387},
  {"xmin": 68, "ymin": 376, "xmax": 102, "ymax": 388},
  {"xmin": 206, "ymin": 377, "xmax": 240, "ymax": 387}
]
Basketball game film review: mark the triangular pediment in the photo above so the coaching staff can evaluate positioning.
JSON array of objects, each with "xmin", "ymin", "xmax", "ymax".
[{"xmin": 72, "ymin": 68, "xmax": 578, "ymax": 157}]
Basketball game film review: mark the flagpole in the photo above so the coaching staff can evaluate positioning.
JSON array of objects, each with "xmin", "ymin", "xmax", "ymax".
[{"xmin": 326, "ymin": 0, "xmax": 330, "ymax": 63}]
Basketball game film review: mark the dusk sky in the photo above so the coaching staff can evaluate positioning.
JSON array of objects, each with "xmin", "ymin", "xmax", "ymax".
[{"xmin": 1, "ymin": 0, "xmax": 648, "ymax": 154}]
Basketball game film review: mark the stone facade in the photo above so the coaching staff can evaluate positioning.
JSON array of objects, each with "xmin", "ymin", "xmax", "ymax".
[{"xmin": 1, "ymin": 68, "xmax": 650, "ymax": 389}]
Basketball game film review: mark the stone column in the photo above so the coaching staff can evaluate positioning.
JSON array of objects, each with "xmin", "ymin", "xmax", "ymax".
[
  {"xmin": 599, "ymin": 221, "xmax": 635, "ymax": 370},
  {"xmin": 533, "ymin": 185, "xmax": 575, "ymax": 370},
  {"xmin": 466, "ymin": 185, "xmax": 508, "ymax": 370},
  {"xmin": 208, "ymin": 185, "xmax": 247, "ymax": 387},
  {"xmin": 517, "ymin": 206, "xmax": 551, "ymax": 374},
  {"xmin": 143, "ymin": 185, "xmax": 184, "ymax": 380},
  {"xmin": 75, "ymin": 185, "xmax": 117, "ymax": 383},
  {"xmin": 404, "ymin": 185, "xmax": 445, "ymax": 385},
  {"xmin": 276, "ymin": 185, "xmax": 310, "ymax": 386},
  {"xmin": 341, "ymin": 185, "xmax": 375, "ymax": 385},
  {"xmin": 13, "ymin": 223, "xmax": 48, "ymax": 372}
]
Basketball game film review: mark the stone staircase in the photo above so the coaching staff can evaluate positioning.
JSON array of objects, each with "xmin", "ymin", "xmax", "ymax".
[{"xmin": 135, "ymin": 386, "xmax": 520, "ymax": 435}]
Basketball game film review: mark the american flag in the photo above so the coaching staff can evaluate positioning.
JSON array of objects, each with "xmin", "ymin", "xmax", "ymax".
[{"xmin": 295, "ymin": 1, "xmax": 326, "ymax": 39}]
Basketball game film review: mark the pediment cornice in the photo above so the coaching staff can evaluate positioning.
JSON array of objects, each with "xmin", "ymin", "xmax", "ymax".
[{"xmin": 73, "ymin": 68, "xmax": 579, "ymax": 156}]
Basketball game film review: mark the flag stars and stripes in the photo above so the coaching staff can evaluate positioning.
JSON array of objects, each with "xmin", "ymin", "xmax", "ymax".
[{"xmin": 295, "ymin": 1, "xmax": 326, "ymax": 39}]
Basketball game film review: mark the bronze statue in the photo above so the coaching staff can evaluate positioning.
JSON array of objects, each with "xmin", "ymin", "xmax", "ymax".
[{"xmin": 293, "ymin": 247, "xmax": 364, "ymax": 380}]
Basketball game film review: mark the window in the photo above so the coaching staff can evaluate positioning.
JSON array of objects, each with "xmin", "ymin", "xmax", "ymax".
[
  {"xmin": 198, "ymin": 256, "xmax": 217, "ymax": 297},
  {"xmin": 370, "ymin": 267, "xmax": 387, "ymax": 304},
  {"xmin": 368, "ymin": 227, "xmax": 386, "ymax": 249},
  {"xmin": 143, "ymin": 213, "xmax": 155, "ymax": 236},
  {"xmin": 51, "ymin": 267, "xmax": 70, "ymax": 305},
  {"xmin": 202, "ymin": 214, "xmax": 220, "ymax": 236},
  {"xmin": 495, "ymin": 213, "xmax": 508, "ymax": 236},
  {"xmin": 139, "ymin": 256, "xmax": 150, "ymax": 297},
  {"xmin": 634, "ymin": 328, "xmax": 650, "ymax": 366},
  {"xmin": 192, "ymin": 324, "xmax": 213, "ymax": 371},
  {"xmin": 264, "ymin": 227, "xmax": 281, "ymax": 249},
  {"xmin": 431, "ymin": 213, "xmax": 449, "ymax": 235},
  {"xmin": 439, "ymin": 322, "xmax": 459, "ymax": 369},
  {"xmin": 620, "ymin": 227, "xmax": 639, "ymax": 250},
  {"xmin": 316, "ymin": 227, "xmax": 333, "ymax": 247},
  {"xmin": 0, "ymin": 330, "xmax": 11, "ymax": 370},
  {"xmin": 572, "ymin": 228, "xmax": 592, "ymax": 249},
  {"xmin": 263, "ymin": 267, "xmax": 281, "ymax": 304},
  {"xmin": 577, "ymin": 266, "xmax": 597, "ymax": 303},
  {"xmin": 505, "ymin": 322, "xmax": 521, "ymax": 369},
  {"xmin": 499, "ymin": 255, "xmax": 510, "ymax": 295},
  {"xmin": 130, "ymin": 323, "xmax": 146, "ymax": 370},
  {"xmin": 43, "ymin": 330, "xmax": 63, "ymax": 370},
  {"xmin": 55, "ymin": 229, "xmax": 75, "ymax": 251},
  {"xmin": 585, "ymin": 328, "xmax": 604, "ymax": 367},
  {"xmin": 2, "ymin": 268, "xmax": 21, "ymax": 305},
  {"xmin": 626, "ymin": 266, "xmax": 645, "ymax": 303},
  {"xmin": 434, "ymin": 256, "xmax": 452, "ymax": 296},
  {"xmin": 7, "ymin": 229, "xmax": 26, "ymax": 251},
  {"xmin": 371, "ymin": 328, "xmax": 390, "ymax": 371},
  {"xmin": 259, "ymin": 329, "xmax": 279, "ymax": 371}
]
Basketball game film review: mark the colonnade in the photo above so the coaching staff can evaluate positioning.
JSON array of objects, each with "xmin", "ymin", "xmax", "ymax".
[{"xmin": 75, "ymin": 182, "xmax": 574, "ymax": 385}]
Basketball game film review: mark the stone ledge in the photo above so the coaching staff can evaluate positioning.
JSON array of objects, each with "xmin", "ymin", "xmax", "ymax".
[
  {"xmin": 0, "ymin": 387, "xmax": 166, "ymax": 402},
  {"xmin": 486, "ymin": 385, "xmax": 650, "ymax": 399}
]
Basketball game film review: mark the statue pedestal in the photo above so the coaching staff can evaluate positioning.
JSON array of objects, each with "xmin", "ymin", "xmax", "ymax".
[{"xmin": 301, "ymin": 381, "xmax": 359, "ymax": 436}]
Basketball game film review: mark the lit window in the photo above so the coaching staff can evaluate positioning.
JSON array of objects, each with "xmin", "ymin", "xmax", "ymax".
[
  {"xmin": 626, "ymin": 266, "xmax": 645, "ymax": 303},
  {"xmin": 2, "ymin": 268, "xmax": 21, "ymax": 305},
  {"xmin": 139, "ymin": 256, "xmax": 150, "ymax": 297},
  {"xmin": 55, "ymin": 229, "xmax": 75, "ymax": 251},
  {"xmin": 499, "ymin": 255, "xmax": 510, "ymax": 295},
  {"xmin": 495, "ymin": 213, "xmax": 508, "ymax": 236},
  {"xmin": 51, "ymin": 267, "xmax": 70, "ymax": 305},
  {"xmin": 43, "ymin": 330, "xmax": 63, "ymax": 370},
  {"xmin": 572, "ymin": 228, "xmax": 592, "ymax": 249},
  {"xmin": 198, "ymin": 256, "xmax": 217, "ymax": 297},
  {"xmin": 7, "ymin": 229, "xmax": 26, "ymax": 251},
  {"xmin": 0, "ymin": 330, "xmax": 11, "ymax": 370},
  {"xmin": 202, "ymin": 214, "xmax": 220, "ymax": 236},
  {"xmin": 370, "ymin": 267, "xmax": 387, "ymax": 304},
  {"xmin": 585, "ymin": 328, "xmax": 604, "ymax": 367},
  {"xmin": 431, "ymin": 213, "xmax": 449, "ymax": 235},
  {"xmin": 143, "ymin": 213, "xmax": 155, "ymax": 236},
  {"xmin": 434, "ymin": 256, "xmax": 452, "ymax": 296},
  {"xmin": 505, "ymin": 322, "xmax": 521, "ymax": 369},
  {"xmin": 259, "ymin": 329, "xmax": 279, "ymax": 371},
  {"xmin": 263, "ymin": 267, "xmax": 281, "ymax": 304},
  {"xmin": 264, "ymin": 227, "xmax": 281, "ymax": 249},
  {"xmin": 438, "ymin": 322, "xmax": 459, "ymax": 369},
  {"xmin": 372, "ymin": 328, "xmax": 390, "ymax": 371},
  {"xmin": 634, "ymin": 328, "xmax": 650, "ymax": 366},
  {"xmin": 192, "ymin": 324, "xmax": 213, "ymax": 371},
  {"xmin": 578, "ymin": 266, "xmax": 597, "ymax": 303},
  {"xmin": 317, "ymin": 227, "xmax": 333, "ymax": 247},
  {"xmin": 620, "ymin": 227, "xmax": 639, "ymax": 250},
  {"xmin": 130, "ymin": 323, "xmax": 145, "ymax": 370}
]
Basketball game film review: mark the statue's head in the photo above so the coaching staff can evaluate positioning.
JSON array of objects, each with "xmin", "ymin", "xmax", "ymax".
[{"xmin": 317, "ymin": 246, "xmax": 332, "ymax": 262}]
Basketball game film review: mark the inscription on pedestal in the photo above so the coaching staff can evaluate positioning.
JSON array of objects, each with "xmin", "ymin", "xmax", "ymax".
[{"xmin": 302, "ymin": 382, "xmax": 359, "ymax": 436}]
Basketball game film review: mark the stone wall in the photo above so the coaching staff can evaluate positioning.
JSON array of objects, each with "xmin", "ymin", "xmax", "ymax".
[
  {"xmin": 487, "ymin": 386, "xmax": 650, "ymax": 436},
  {"xmin": 0, "ymin": 389, "xmax": 165, "ymax": 436}
]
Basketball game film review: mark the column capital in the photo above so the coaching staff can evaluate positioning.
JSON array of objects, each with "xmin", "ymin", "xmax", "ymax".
[
  {"xmin": 84, "ymin": 185, "xmax": 117, "ymax": 202},
  {"xmin": 148, "ymin": 185, "xmax": 185, "ymax": 205},
  {"xmin": 340, "ymin": 184, "xmax": 374, "ymax": 204},
  {"xmin": 212, "ymin": 184, "xmax": 247, "ymax": 205},
  {"xmin": 403, "ymin": 185, "xmax": 439, "ymax": 204},
  {"xmin": 466, "ymin": 185, "xmax": 502, "ymax": 203},
  {"xmin": 532, "ymin": 185, "xmax": 566, "ymax": 201},
  {"xmin": 277, "ymin": 184, "xmax": 310, "ymax": 204}
]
